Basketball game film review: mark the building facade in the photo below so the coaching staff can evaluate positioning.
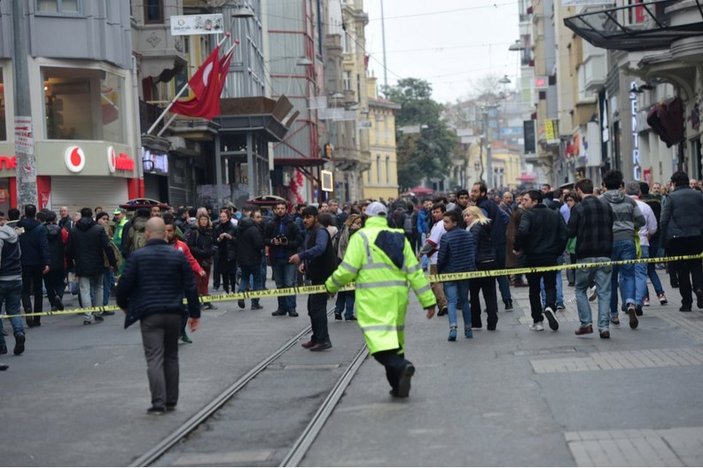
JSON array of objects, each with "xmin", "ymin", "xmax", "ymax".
[
  {"xmin": 363, "ymin": 76, "xmax": 399, "ymax": 200},
  {"xmin": 0, "ymin": 1, "xmax": 138, "ymax": 214}
]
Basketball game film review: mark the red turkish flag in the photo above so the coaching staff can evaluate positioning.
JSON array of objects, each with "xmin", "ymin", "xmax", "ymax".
[
  {"xmin": 186, "ymin": 45, "xmax": 220, "ymax": 97},
  {"xmin": 171, "ymin": 46, "xmax": 223, "ymax": 120}
]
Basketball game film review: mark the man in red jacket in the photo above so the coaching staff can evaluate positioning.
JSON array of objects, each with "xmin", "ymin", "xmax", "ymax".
[{"xmin": 164, "ymin": 213, "xmax": 205, "ymax": 344}]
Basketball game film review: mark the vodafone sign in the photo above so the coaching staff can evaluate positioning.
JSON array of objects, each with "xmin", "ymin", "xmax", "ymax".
[
  {"xmin": 107, "ymin": 146, "xmax": 117, "ymax": 173},
  {"xmin": 107, "ymin": 146, "xmax": 135, "ymax": 173},
  {"xmin": 64, "ymin": 146, "xmax": 86, "ymax": 173}
]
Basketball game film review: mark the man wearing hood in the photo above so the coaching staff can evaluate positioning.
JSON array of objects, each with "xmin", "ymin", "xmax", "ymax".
[
  {"xmin": 601, "ymin": 170, "xmax": 645, "ymax": 329},
  {"xmin": 265, "ymin": 202, "xmax": 301, "ymax": 317},
  {"xmin": 17, "ymin": 204, "xmax": 50, "ymax": 328},
  {"xmin": 289, "ymin": 206, "xmax": 338, "ymax": 351},
  {"xmin": 67, "ymin": 208, "xmax": 117, "ymax": 325},
  {"xmin": 0, "ymin": 211, "xmax": 26, "ymax": 356}
]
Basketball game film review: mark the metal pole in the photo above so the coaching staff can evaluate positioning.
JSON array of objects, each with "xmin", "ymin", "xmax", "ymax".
[
  {"xmin": 380, "ymin": 0, "xmax": 388, "ymax": 91},
  {"xmin": 146, "ymin": 33, "xmax": 231, "ymax": 135},
  {"xmin": 484, "ymin": 107, "xmax": 494, "ymax": 189},
  {"xmin": 12, "ymin": 0, "xmax": 37, "ymax": 208}
]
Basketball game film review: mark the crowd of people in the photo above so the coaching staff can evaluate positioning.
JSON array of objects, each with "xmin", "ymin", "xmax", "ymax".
[
  {"xmin": 1, "ymin": 170, "xmax": 702, "ymax": 401},
  {"xmin": 404, "ymin": 170, "xmax": 703, "ymax": 341}
]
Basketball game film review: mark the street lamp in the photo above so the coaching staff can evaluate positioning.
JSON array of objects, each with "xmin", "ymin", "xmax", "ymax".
[{"xmin": 508, "ymin": 40, "xmax": 525, "ymax": 51}]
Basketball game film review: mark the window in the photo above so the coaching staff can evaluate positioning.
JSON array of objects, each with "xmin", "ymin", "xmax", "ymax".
[
  {"xmin": 343, "ymin": 71, "xmax": 352, "ymax": 91},
  {"xmin": 0, "ymin": 69, "xmax": 5, "ymax": 141},
  {"xmin": 43, "ymin": 67, "xmax": 125, "ymax": 142},
  {"xmin": 376, "ymin": 155, "xmax": 381, "ymax": 183},
  {"xmin": 37, "ymin": 0, "xmax": 79, "ymax": 14},
  {"xmin": 385, "ymin": 156, "xmax": 390, "ymax": 184},
  {"xmin": 144, "ymin": 0, "xmax": 164, "ymax": 24}
]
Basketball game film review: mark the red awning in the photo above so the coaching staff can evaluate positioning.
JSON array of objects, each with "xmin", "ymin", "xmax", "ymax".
[
  {"xmin": 516, "ymin": 173, "xmax": 538, "ymax": 182},
  {"xmin": 409, "ymin": 186, "xmax": 434, "ymax": 195}
]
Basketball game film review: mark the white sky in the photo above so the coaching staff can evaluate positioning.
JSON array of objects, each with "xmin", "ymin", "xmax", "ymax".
[{"xmin": 363, "ymin": 0, "xmax": 520, "ymax": 104}]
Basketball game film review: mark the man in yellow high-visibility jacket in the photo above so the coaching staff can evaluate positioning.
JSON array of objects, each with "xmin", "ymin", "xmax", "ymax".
[{"xmin": 325, "ymin": 201, "xmax": 437, "ymax": 398}]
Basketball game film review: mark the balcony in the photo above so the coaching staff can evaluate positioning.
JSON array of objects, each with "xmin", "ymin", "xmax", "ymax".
[
  {"xmin": 133, "ymin": 24, "xmax": 187, "ymax": 81},
  {"xmin": 582, "ymin": 53, "xmax": 606, "ymax": 93}
]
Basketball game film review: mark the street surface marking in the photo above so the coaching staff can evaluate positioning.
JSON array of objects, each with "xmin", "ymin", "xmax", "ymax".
[
  {"xmin": 565, "ymin": 427, "xmax": 703, "ymax": 466},
  {"xmin": 531, "ymin": 347, "xmax": 703, "ymax": 374}
]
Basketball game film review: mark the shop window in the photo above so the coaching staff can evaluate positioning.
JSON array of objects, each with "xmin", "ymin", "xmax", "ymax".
[
  {"xmin": 144, "ymin": 0, "xmax": 164, "ymax": 24},
  {"xmin": 37, "ymin": 0, "xmax": 80, "ymax": 14},
  {"xmin": 0, "ymin": 69, "xmax": 5, "ymax": 141},
  {"xmin": 43, "ymin": 66, "xmax": 125, "ymax": 143}
]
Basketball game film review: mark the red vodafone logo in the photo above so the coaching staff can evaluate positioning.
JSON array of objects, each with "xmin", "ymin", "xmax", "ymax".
[
  {"xmin": 107, "ymin": 146, "xmax": 116, "ymax": 173},
  {"xmin": 65, "ymin": 146, "xmax": 85, "ymax": 173}
]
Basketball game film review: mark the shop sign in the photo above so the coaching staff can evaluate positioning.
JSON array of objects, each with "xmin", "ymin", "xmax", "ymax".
[
  {"xmin": 115, "ymin": 153, "xmax": 135, "ymax": 171},
  {"xmin": 107, "ymin": 146, "xmax": 135, "ymax": 173},
  {"xmin": 64, "ymin": 146, "xmax": 85, "ymax": 173},
  {"xmin": 0, "ymin": 156, "xmax": 17, "ymax": 170},
  {"xmin": 170, "ymin": 14, "xmax": 224, "ymax": 36}
]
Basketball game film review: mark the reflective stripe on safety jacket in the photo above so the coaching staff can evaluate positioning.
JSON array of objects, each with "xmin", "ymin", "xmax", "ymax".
[{"xmin": 325, "ymin": 216, "xmax": 436, "ymax": 354}]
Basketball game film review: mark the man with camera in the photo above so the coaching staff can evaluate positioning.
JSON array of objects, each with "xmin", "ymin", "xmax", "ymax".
[{"xmin": 264, "ymin": 202, "xmax": 302, "ymax": 317}]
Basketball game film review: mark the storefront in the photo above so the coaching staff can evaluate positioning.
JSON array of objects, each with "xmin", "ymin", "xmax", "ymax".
[{"xmin": 0, "ymin": 141, "xmax": 138, "ymax": 215}]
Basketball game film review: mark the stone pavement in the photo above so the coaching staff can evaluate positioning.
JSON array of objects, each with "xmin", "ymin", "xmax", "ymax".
[
  {"xmin": 303, "ymin": 272, "xmax": 703, "ymax": 466},
  {"xmin": 1, "ymin": 270, "xmax": 702, "ymax": 466}
]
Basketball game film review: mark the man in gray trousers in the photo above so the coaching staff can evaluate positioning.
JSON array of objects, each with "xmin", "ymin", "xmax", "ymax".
[{"xmin": 116, "ymin": 217, "xmax": 201, "ymax": 415}]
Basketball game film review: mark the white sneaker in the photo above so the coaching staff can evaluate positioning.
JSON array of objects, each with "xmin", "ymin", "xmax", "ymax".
[
  {"xmin": 529, "ymin": 322, "xmax": 544, "ymax": 331},
  {"xmin": 587, "ymin": 285, "xmax": 597, "ymax": 302}
]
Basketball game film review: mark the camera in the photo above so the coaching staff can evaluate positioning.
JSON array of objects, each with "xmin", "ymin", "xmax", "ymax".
[{"xmin": 275, "ymin": 235, "xmax": 288, "ymax": 245}]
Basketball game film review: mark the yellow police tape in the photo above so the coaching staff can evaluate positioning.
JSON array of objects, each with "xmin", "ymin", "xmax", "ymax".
[{"xmin": 3, "ymin": 252, "xmax": 702, "ymax": 319}]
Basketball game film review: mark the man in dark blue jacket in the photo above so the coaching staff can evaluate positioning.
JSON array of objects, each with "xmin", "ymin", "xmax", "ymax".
[
  {"xmin": 437, "ymin": 210, "xmax": 476, "ymax": 339},
  {"xmin": 471, "ymin": 182, "xmax": 513, "ymax": 311},
  {"xmin": 264, "ymin": 202, "xmax": 301, "ymax": 317},
  {"xmin": 17, "ymin": 204, "xmax": 50, "ymax": 328},
  {"xmin": 116, "ymin": 217, "xmax": 200, "ymax": 415}
]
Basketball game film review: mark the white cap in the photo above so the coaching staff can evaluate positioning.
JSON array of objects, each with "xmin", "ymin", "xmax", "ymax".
[{"xmin": 365, "ymin": 201, "xmax": 388, "ymax": 217}]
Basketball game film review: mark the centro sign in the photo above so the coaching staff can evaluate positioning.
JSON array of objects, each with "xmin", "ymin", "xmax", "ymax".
[{"xmin": 107, "ymin": 146, "xmax": 135, "ymax": 173}]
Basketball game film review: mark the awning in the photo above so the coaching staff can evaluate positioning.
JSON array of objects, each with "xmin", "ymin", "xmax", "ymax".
[
  {"xmin": 273, "ymin": 157, "xmax": 329, "ymax": 167},
  {"xmin": 563, "ymin": 1, "xmax": 703, "ymax": 52},
  {"xmin": 409, "ymin": 185, "xmax": 434, "ymax": 195},
  {"xmin": 516, "ymin": 173, "xmax": 538, "ymax": 182}
]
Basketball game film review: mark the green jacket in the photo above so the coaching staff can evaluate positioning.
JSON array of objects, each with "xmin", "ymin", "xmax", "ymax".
[{"xmin": 325, "ymin": 216, "xmax": 436, "ymax": 354}]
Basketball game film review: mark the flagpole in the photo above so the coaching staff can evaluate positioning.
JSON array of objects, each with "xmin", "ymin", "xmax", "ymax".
[
  {"xmin": 146, "ymin": 32, "xmax": 231, "ymax": 135},
  {"xmin": 155, "ymin": 40, "xmax": 239, "ymax": 137}
]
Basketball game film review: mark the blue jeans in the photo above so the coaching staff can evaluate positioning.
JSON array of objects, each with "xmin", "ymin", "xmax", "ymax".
[
  {"xmin": 0, "ymin": 280, "xmax": 24, "ymax": 343},
  {"xmin": 610, "ymin": 239, "xmax": 636, "ymax": 317},
  {"xmin": 443, "ymin": 280, "xmax": 471, "ymax": 329},
  {"xmin": 541, "ymin": 255, "xmax": 564, "ymax": 306},
  {"xmin": 238, "ymin": 264, "xmax": 262, "ymax": 306},
  {"xmin": 643, "ymin": 245, "xmax": 664, "ymax": 298},
  {"xmin": 334, "ymin": 290, "xmax": 355, "ymax": 319},
  {"xmin": 272, "ymin": 259, "xmax": 297, "ymax": 312},
  {"xmin": 494, "ymin": 245, "xmax": 512, "ymax": 303},
  {"xmin": 102, "ymin": 269, "xmax": 114, "ymax": 306},
  {"xmin": 575, "ymin": 257, "xmax": 612, "ymax": 331},
  {"xmin": 79, "ymin": 274, "xmax": 104, "ymax": 320}
]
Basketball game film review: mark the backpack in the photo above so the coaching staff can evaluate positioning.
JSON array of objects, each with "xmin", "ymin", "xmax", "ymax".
[
  {"xmin": 132, "ymin": 226, "xmax": 147, "ymax": 252},
  {"xmin": 331, "ymin": 229, "xmax": 343, "ymax": 262},
  {"xmin": 104, "ymin": 239, "xmax": 124, "ymax": 269},
  {"xmin": 403, "ymin": 214, "xmax": 414, "ymax": 236}
]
